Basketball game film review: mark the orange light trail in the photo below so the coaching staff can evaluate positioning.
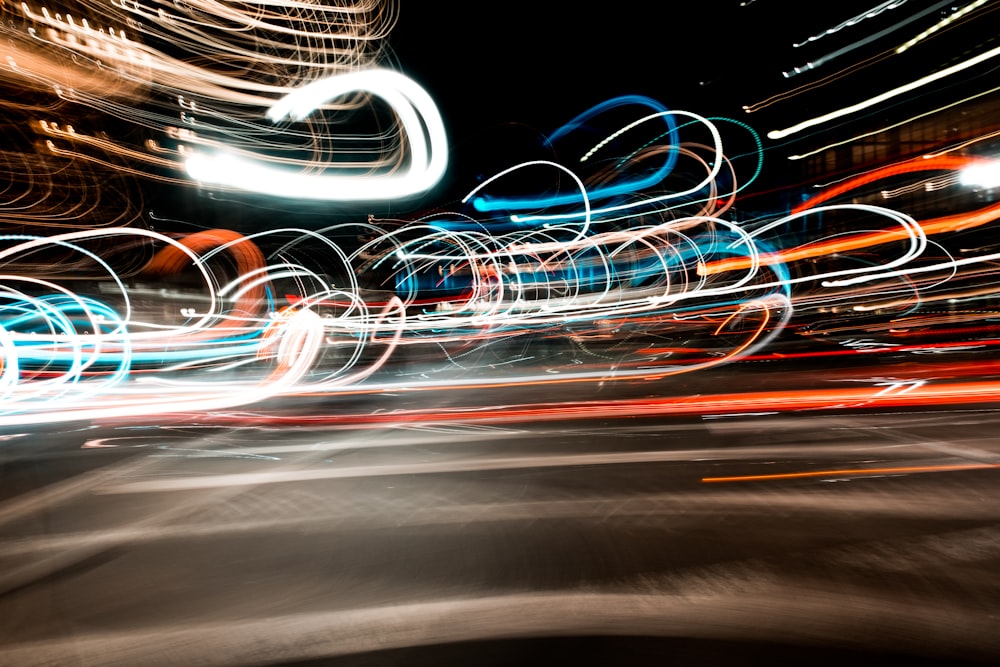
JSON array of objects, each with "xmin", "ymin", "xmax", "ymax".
[
  {"xmin": 701, "ymin": 463, "xmax": 998, "ymax": 484},
  {"xmin": 149, "ymin": 376, "xmax": 1000, "ymax": 429},
  {"xmin": 790, "ymin": 155, "xmax": 997, "ymax": 216},
  {"xmin": 699, "ymin": 155, "xmax": 1000, "ymax": 277}
]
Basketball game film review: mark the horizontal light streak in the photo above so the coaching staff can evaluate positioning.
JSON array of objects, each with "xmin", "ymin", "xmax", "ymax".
[{"xmin": 702, "ymin": 463, "xmax": 996, "ymax": 484}]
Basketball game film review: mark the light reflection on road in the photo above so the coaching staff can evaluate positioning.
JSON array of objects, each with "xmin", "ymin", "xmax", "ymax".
[{"xmin": 1, "ymin": 403, "xmax": 1000, "ymax": 665}]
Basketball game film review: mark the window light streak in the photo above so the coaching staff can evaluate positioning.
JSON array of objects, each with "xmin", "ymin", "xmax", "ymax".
[
  {"xmin": 880, "ymin": 174, "xmax": 958, "ymax": 198},
  {"xmin": 768, "ymin": 43, "xmax": 1000, "ymax": 140},
  {"xmin": 896, "ymin": 0, "xmax": 989, "ymax": 54},
  {"xmin": 784, "ymin": 0, "xmax": 954, "ymax": 78},
  {"xmin": 792, "ymin": 0, "xmax": 909, "ymax": 48},
  {"xmin": 926, "ymin": 130, "xmax": 1000, "ymax": 159}
]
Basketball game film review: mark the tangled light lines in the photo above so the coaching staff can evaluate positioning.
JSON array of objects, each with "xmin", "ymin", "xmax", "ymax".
[
  {"xmin": 6, "ymin": 93, "xmax": 997, "ymax": 425},
  {"xmin": 3, "ymin": 1, "xmax": 1000, "ymax": 426}
]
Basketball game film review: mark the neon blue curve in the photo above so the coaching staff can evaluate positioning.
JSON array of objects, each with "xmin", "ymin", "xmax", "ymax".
[{"xmin": 470, "ymin": 95, "xmax": 679, "ymax": 214}]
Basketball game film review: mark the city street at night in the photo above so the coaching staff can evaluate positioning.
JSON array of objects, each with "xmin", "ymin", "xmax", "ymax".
[
  {"xmin": 3, "ymin": 353, "xmax": 1000, "ymax": 665},
  {"xmin": 3, "ymin": 1, "xmax": 1000, "ymax": 664}
]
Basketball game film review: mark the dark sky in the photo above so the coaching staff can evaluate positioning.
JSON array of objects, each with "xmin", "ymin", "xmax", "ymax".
[
  {"xmin": 388, "ymin": 1, "xmax": 979, "ymax": 138},
  {"xmin": 389, "ymin": 2, "xmax": 786, "ymax": 133}
]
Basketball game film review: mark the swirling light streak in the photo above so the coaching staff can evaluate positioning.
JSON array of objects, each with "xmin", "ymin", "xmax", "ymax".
[
  {"xmin": 2, "ymin": 1, "xmax": 433, "ymax": 202},
  {"xmin": 700, "ymin": 204, "xmax": 928, "ymax": 288},
  {"xmin": 7, "ymin": 182, "xmax": 978, "ymax": 426},
  {"xmin": 184, "ymin": 68, "xmax": 449, "ymax": 200},
  {"xmin": 3, "ymin": 0, "xmax": 1000, "ymax": 426},
  {"xmin": 697, "ymin": 155, "xmax": 1000, "ymax": 317},
  {"xmin": 0, "ymin": 181, "xmax": 953, "ymax": 426},
  {"xmin": 485, "ymin": 111, "xmax": 727, "ymax": 226},
  {"xmin": 0, "ymin": 213, "xmax": 789, "ymax": 424},
  {"xmin": 469, "ymin": 96, "xmax": 679, "ymax": 214}
]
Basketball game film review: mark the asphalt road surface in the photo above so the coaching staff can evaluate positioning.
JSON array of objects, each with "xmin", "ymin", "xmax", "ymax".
[{"xmin": 2, "ymin": 384, "xmax": 1000, "ymax": 666}]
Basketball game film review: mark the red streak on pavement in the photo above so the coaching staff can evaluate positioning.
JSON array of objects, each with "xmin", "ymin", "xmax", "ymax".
[
  {"xmin": 701, "ymin": 463, "xmax": 997, "ymax": 483},
  {"xmin": 146, "ymin": 377, "xmax": 1000, "ymax": 429}
]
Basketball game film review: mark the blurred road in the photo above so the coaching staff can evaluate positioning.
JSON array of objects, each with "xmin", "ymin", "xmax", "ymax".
[{"xmin": 2, "ymin": 374, "xmax": 1000, "ymax": 665}]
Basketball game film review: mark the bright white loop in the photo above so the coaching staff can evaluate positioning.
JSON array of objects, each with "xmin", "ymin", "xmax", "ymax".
[{"xmin": 185, "ymin": 68, "xmax": 448, "ymax": 201}]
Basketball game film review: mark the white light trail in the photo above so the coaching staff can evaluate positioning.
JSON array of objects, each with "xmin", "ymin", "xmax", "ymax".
[
  {"xmin": 184, "ymin": 68, "xmax": 448, "ymax": 200},
  {"xmin": 896, "ymin": 0, "xmax": 989, "ymax": 54},
  {"xmin": 768, "ymin": 43, "xmax": 1000, "ymax": 140},
  {"xmin": 792, "ymin": 0, "xmax": 910, "ymax": 48},
  {"xmin": 786, "ymin": 81, "xmax": 1000, "ymax": 160},
  {"xmin": 783, "ymin": 0, "xmax": 956, "ymax": 78}
]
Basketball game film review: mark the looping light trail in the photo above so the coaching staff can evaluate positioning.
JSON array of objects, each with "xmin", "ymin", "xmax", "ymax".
[
  {"xmin": 184, "ymin": 68, "xmax": 448, "ymax": 200},
  {"xmin": 4, "ymin": 1, "xmax": 1000, "ymax": 427}
]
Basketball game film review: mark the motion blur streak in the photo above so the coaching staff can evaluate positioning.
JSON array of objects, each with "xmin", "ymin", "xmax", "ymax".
[
  {"xmin": 768, "ymin": 42, "xmax": 1000, "ymax": 139},
  {"xmin": 791, "ymin": 1, "xmax": 910, "ymax": 49},
  {"xmin": 895, "ymin": 0, "xmax": 989, "ymax": 54},
  {"xmin": 787, "ymin": 81, "xmax": 1000, "ymax": 160},
  {"xmin": 783, "ymin": 0, "xmax": 954, "ymax": 78},
  {"xmin": 5, "ymin": 411, "xmax": 1000, "ymax": 665},
  {"xmin": 2, "ymin": 0, "xmax": 415, "ymax": 195},
  {"xmin": 1, "ymin": 2, "xmax": 1000, "ymax": 436},
  {"xmin": 3, "ymin": 589, "xmax": 995, "ymax": 666},
  {"xmin": 148, "ymin": 378, "xmax": 1000, "ymax": 428},
  {"xmin": 5, "ymin": 4, "xmax": 1000, "ymax": 666},
  {"xmin": 184, "ymin": 68, "xmax": 449, "ymax": 200},
  {"xmin": 701, "ymin": 463, "xmax": 997, "ymax": 484}
]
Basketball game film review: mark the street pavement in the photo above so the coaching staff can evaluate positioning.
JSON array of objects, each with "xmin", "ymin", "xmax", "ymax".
[{"xmin": 2, "ymin": 374, "xmax": 1000, "ymax": 665}]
